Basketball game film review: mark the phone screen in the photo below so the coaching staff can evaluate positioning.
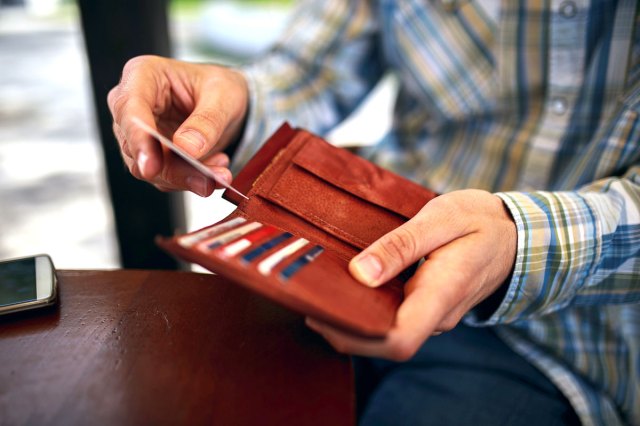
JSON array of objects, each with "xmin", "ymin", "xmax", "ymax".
[{"xmin": 0, "ymin": 257, "xmax": 37, "ymax": 307}]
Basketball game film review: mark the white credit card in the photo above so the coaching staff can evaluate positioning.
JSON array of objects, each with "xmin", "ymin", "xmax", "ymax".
[{"xmin": 132, "ymin": 116, "xmax": 248, "ymax": 200}]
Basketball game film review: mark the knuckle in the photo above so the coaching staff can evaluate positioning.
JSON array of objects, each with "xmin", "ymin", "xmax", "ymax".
[
  {"xmin": 159, "ymin": 166, "xmax": 176, "ymax": 188},
  {"xmin": 107, "ymin": 90, "xmax": 129, "ymax": 122},
  {"xmin": 121, "ymin": 141, "xmax": 132, "ymax": 159},
  {"xmin": 154, "ymin": 184, "xmax": 173, "ymax": 193},
  {"xmin": 191, "ymin": 110, "xmax": 227, "ymax": 135},
  {"xmin": 158, "ymin": 163, "xmax": 190, "ymax": 191},
  {"xmin": 388, "ymin": 340, "xmax": 418, "ymax": 362},
  {"xmin": 122, "ymin": 55, "xmax": 154, "ymax": 75},
  {"xmin": 379, "ymin": 227, "xmax": 419, "ymax": 266},
  {"xmin": 112, "ymin": 122, "xmax": 121, "ymax": 139},
  {"xmin": 436, "ymin": 280, "xmax": 468, "ymax": 312},
  {"xmin": 119, "ymin": 55, "xmax": 162, "ymax": 94},
  {"xmin": 107, "ymin": 87, "xmax": 118, "ymax": 111},
  {"xmin": 439, "ymin": 314, "xmax": 462, "ymax": 332},
  {"xmin": 112, "ymin": 122, "xmax": 125, "ymax": 141}
]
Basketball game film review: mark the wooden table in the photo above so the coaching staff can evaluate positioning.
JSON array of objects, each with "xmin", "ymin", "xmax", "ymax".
[{"xmin": 0, "ymin": 270, "xmax": 354, "ymax": 425}]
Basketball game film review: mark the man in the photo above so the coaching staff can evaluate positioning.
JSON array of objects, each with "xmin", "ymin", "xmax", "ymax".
[{"xmin": 108, "ymin": 1, "xmax": 639, "ymax": 424}]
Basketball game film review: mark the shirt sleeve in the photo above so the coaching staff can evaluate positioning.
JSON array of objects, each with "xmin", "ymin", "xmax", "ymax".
[
  {"xmin": 471, "ymin": 89, "xmax": 640, "ymax": 326},
  {"xmin": 230, "ymin": 0, "xmax": 384, "ymax": 171}
]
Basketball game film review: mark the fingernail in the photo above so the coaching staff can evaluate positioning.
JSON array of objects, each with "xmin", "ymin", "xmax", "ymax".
[
  {"xmin": 179, "ymin": 129, "xmax": 206, "ymax": 153},
  {"xmin": 137, "ymin": 151, "xmax": 149, "ymax": 176},
  {"xmin": 351, "ymin": 254, "xmax": 383, "ymax": 286},
  {"xmin": 186, "ymin": 175, "xmax": 208, "ymax": 197}
]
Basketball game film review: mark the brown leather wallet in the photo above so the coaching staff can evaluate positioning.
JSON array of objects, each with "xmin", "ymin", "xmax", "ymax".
[{"xmin": 157, "ymin": 123, "xmax": 437, "ymax": 337}]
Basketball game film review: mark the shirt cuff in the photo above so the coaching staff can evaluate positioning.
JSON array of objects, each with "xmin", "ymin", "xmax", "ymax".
[{"xmin": 466, "ymin": 190, "xmax": 601, "ymax": 326}]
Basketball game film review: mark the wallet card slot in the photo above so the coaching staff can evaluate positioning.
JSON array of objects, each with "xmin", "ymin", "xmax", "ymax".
[
  {"xmin": 257, "ymin": 238, "xmax": 310, "ymax": 275},
  {"xmin": 215, "ymin": 225, "xmax": 281, "ymax": 258},
  {"xmin": 178, "ymin": 217, "xmax": 247, "ymax": 248},
  {"xmin": 272, "ymin": 248, "xmax": 403, "ymax": 333},
  {"xmin": 188, "ymin": 218, "xmax": 314, "ymax": 276},
  {"xmin": 197, "ymin": 221, "xmax": 263, "ymax": 251},
  {"xmin": 236, "ymin": 193, "xmax": 362, "ymax": 260},
  {"xmin": 278, "ymin": 245, "xmax": 324, "ymax": 281},
  {"xmin": 190, "ymin": 218, "xmax": 330, "ymax": 283},
  {"xmin": 157, "ymin": 217, "xmax": 402, "ymax": 337},
  {"xmin": 240, "ymin": 232, "xmax": 294, "ymax": 264}
]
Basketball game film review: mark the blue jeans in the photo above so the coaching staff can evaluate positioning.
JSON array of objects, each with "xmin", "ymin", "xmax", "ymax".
[{"xmin": 354, "ymin": 324, "xmax": 581, "ymax": 426}]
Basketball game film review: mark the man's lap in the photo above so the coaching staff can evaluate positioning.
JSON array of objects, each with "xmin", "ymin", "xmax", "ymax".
[{"xmin": 354, "ymin": 323, "xmax": 581, "ymax": 426}]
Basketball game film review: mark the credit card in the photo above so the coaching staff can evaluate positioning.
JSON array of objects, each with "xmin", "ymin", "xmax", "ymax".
[
  {"xmin": 257, "ymin": 238, "xmax": 310, "ymax": 275},
  {"xmin": 132, "ymin": 116, "xmax": 249, "ymax": 200},
  {"xmin": 279, "ymin": 245, "xmax": 324, "ymax": 281}
]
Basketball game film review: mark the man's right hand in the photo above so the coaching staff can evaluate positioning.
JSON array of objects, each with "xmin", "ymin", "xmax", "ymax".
[{"xmin": 107, "ymin": 55, "xmax": 249, "ymax": 197}]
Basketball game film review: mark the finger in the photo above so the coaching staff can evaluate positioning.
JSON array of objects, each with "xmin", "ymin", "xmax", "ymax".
[
  {"xmin": 305, "ymin": 299, "xmax": 442, "ymax": 362},
  {"xmin": 108, "ymin": 56, "xmax": 162, "ymax": 125},
  {"xmin": 307, "ymin": 248, "xmax": 479, "ymax": 360},
  {"xmin": 202, "ymin": 152, "xmax": 230, "ymax": 169},
  {"xmin": 305, "ymin": 318, "xmax": 399, "ymax": 358},
  {"xmin": 119, "ymin": 102, "xmax": 164, "ymax": 180},
  {"xmin": 397, "ymin": 254, "xmax": 467, "ymax": 336},
  {"xmin": 173, "ymin": 104, "xmax": 227, "ymax": 158},
  {"xmin": 108, "ymin": 59, "xmax": 165, "ymax": 179},
  {"xmin": 159, "ymin": 152, "xmax": 232, "ymax": 196},
  {"xmin": 149, "ymin": 172, "xmax": 214, "ymax": 196},
  {"xmin": 393, "ymin": 271, "xmax": 451, "ymax": 337},
  {"xmin": 173, "ymin": 76, "xmax": 246, "ymax": 158},
  {"xmin": 113, "ymin": 122, "xmax": 133, "ymax": 160},
  {"xmin": 424, "ymin": 233, "xmax": 511, "ymax": 329},
  {"xmin": 121, "ymin": 149, "xmax": 135, "ymax": 171},
  {"xmin": 305, "ymin": 267, "xmax": 451, "ymax": 361},
  {"xmin": 349, "ymin": 197, "xmax": 471, "ymax": 287},
  {"xmin": 306, "ymin": 240, "xmax": 480, "ymax": 360},
  {"xmin": 400, "ymin": 231, "xmax": 508, "ymax": 336},
  {"xmin": 154, "ymin": 183, "xmax": 174, "ymax": 193}
]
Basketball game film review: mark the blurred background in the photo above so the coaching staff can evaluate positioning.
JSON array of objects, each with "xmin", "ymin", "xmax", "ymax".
[{"xmin": 0, "ymin": 0, "xmax": 395, "ymax": 270}]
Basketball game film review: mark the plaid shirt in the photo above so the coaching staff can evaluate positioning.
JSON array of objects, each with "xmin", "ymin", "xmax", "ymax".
[{"xmin": 236, "ymin": 1, "xmax": 640, "ymax": 424}]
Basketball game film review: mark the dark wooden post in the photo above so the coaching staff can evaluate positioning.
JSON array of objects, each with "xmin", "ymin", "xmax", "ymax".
[{"xmin": 77, "ymin": 0, "xmax": 185, "ymax": 269}]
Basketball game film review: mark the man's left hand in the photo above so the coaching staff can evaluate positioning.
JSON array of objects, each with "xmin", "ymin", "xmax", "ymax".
[{"xmin": 306, "ymin": 189, "xmax": 517, "ymax": 361}]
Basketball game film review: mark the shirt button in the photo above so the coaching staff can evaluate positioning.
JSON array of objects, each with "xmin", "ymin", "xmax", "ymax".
[
  {"xmin": 551, "ymin": 96, "xmax": 569, "ymax": 115},
  {"xmin": 559, "ymin": 1, "xmax": 578, "ymax": 18}
]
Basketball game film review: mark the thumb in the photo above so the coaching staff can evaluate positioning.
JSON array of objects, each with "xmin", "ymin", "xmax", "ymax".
[
  {"xmin": 173, "ymin": 69, "xmax": 248, "ymax": 159},
  {"xmin": 349, "ymin": 199, "xmax": 468, "ymax": 287},
  {"xmin": 174, "ymin": 108, "xmax": 225, "ymax": 159},
  {"xmin": 349, "ymin": 223, "xmax": 427, "ymax": 288}
]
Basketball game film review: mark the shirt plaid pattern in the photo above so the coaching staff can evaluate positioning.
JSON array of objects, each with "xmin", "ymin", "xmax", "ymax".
[{"xmin": 236, "ymin": 1, "xmax": 640, "ymax": 424}]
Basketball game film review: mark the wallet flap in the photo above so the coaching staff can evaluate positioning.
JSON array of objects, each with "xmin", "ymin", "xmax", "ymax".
[
  {"xmin": 265, "ymin": 164, "xmax": 405, "ymax": 250},
  {"xmin": 248, "ymin": 133, "xmax": 437, "ymax": 251},
  {"xmin": 291, "ymin": 137, "xmax": 436, "ymax": 219},
  {"xmin": 224, "ymin": 123, "xmax": 298, "ymax": 205}
]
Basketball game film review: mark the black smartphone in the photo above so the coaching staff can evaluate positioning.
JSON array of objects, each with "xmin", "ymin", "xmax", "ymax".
[{"xmin": 0, "ymin": 254, "xmax": 58, "ymax": 315}]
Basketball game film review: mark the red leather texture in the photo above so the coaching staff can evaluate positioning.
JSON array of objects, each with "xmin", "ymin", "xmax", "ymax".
[{"xmin": 158, "ymin": 123, "xmax": 438, "ymax": 337}]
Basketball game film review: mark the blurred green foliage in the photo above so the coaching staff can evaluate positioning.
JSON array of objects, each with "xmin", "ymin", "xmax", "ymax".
[
  {"xmin": 170, "ymin": 0, "xmax": 293, "ymax": 18},
  {"xmin": 172, "ymin": 0, "xmax": 292, "ymax": 6}
]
